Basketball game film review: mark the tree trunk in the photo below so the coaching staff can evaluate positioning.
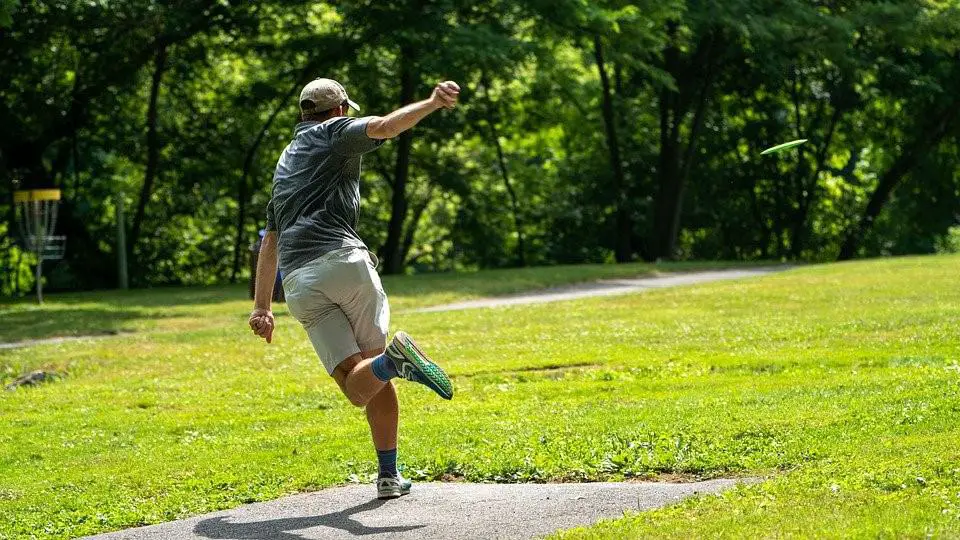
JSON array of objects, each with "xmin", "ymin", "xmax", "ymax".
[
  {"xmin": 488, "ymin": 111, "xmax": 526, "ymax": 267},
  {"xmin": 129, "ymin": 41, "xmax": 168, "ymax": 255},
  {"xmin": 400, "ymin": 190, "xmax": 433, "ymax": 266},
  {"xmin": 653, "ymin": 26, "xmax": 681, "ymax": 260},
  {"xmin": 652, "ymin": 27, "xmax": 716, "ymax": 260},
  {"xmin": 69, "ymin": 72, "xmax": 82, "ymax": 198},
  {"xmin": 838, "ymin": 100, "xmax": 959, "ymax": 260},
  {"xmin": 837, "ymin": 152, "xmax": 916, "ymax": 261},
  {"xmin": 382, "ymin": 45, "xmax": 417, "ymax": 275},
  {"xmin": 592, "ymin": 35, "xmax": 631, "ymax": 262},
  {"xmin": 788, "ymin": 72, "xmax": 845, "ymax": 258}
]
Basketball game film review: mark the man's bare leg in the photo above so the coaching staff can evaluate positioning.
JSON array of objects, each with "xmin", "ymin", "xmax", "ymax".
[
  {"xmin": 331, "ymin": 350, "xmax": 399, "ymax": 461},
  {"xmin": 365, "ymin": 382, "xmax": 399, "ymax": 450},
  {"xmin": 360, "ymin": 347, "xmax": 399, "ymax": 451},
  {"xmin": 330, "ymin": 349, "xmax": 398, "ymax": 448},
  {"xmin": 332, "ymin": 349, "xmax": 405, "ymax": 498}
]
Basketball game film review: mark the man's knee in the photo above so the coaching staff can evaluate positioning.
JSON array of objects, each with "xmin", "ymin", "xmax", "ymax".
[
  {"xmin": 345, "ymin": 392, "xmax": 369, "ymax": 408},
  {"xmin": 339, "ymin": 380, "xmax": 370, "ymax": 408},
  {"xmin": 332, "ymin": 354, "xmax": 366, "ymax": 406}
]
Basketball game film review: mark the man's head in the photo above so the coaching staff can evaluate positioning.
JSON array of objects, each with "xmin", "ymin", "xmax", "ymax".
[{"xmin": 299, "ymin": 78, "xmax": 361, "ymax": 122}]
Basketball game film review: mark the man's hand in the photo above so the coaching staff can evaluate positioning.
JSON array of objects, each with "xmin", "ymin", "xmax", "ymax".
[
  {"xmin": 249, "ymin": 308, "xmax": 275, "ymax": 344},
  {"xmin": 430, "ymin": 81, "xmax": 460, "ymax": 109}
]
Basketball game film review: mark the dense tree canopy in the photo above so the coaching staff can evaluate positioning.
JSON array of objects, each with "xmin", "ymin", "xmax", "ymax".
[{"xmin": 1, "ymin": 0, "xmax": 958, "ymax": 295}]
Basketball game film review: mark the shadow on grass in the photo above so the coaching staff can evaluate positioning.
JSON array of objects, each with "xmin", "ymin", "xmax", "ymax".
[
  {"xmin": 3, "ymin": 283, "xmax": 250, "ymax": 309},
  {"xmin": 0, "ymin": 307, "xmax": 171, "ymax": 344}
]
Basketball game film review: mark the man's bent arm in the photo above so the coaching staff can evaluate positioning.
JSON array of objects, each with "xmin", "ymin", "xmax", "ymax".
[
  {"xmin": 254, "ymin": 231, "xmax": 279, "ymax": 311},
  {"xmin": 366, "ymin": 81, "xmax": 460, "ymax": 140},
  {"xmin": 365, "ymin": 99, "xmax": 440, "ymax": 140}
]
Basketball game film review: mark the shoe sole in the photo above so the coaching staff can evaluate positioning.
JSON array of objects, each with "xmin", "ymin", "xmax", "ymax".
[
  {"xmin": 377, "ymin": 489, "xmax": 402, "ymax": 500},
  {"xmin": 377, "ymin": 478, "xmax": 410, "ymax": 499},
  {"xmin": 395, "ymin": 331, "xmax": 454, "ymax": 400}
]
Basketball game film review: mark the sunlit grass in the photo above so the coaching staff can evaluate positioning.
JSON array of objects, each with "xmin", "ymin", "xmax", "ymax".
[{"xmin": 1, "ymin": 255, "xmax": 958, "ymax": 538}]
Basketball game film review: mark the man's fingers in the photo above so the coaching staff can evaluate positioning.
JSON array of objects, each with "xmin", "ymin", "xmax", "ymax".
[
  {"xmin": 259, "ymin": 321, "xmax": 273, "ymax": 343},
  {"xmin": 435, "ymin": 87, "xmax": 458, "ymax": 109},
  {"xmin": 435, "ymin": 90, "xmax": 456, "ymax": 104},
  {"xmin": 438, "ymin": 84, "xmax": 459, "ymax": 97},
  {"xmin": 434, "ymin": 83, "xmax": 460, "ymax": 104},
  {"xmin": 248, "ymin": 309, "xmax": 274, "ymax": 342},
  {"xmin": 251, "ymin": 317, "xmax": 270, "ymax": 339}
]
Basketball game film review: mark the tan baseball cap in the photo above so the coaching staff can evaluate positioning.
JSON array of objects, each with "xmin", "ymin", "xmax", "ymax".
[{"xmin": 299, "ymin": 78, "xmax": 360, "ymax": 115}]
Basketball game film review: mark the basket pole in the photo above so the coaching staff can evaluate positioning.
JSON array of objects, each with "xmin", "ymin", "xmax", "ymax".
[
  {"xmin": 34, "ymin": 200, "xmax": 44, "ymax": 304},
  {"xmin": 117, "ymin": 195, "xmax": 129, "ymax": 289}
]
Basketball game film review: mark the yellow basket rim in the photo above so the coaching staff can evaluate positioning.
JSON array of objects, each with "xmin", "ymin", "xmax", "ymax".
[{"xmin": 14, "ymin": 189, "xmax": 61, "ymax": 203}]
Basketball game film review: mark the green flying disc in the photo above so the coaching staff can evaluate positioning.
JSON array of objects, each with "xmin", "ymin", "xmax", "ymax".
[{"xmin": 760, "ymin": 139, "xmax": 808, "ymax": 155}]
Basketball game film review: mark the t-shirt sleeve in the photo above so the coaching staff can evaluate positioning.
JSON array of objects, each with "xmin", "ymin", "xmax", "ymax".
[
  {"xmin": 328, "ymin": 116, "xmax": 384, "ymax": 157},
  {"xmin": 265, "ymin": 198, "xmax": 277, "ymax": 232}
]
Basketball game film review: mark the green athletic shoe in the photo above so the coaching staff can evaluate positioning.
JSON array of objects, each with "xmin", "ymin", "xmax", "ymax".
[
  {"xmin": 377, "ymin": 474, "xmax": 412, "ymax": 499},
  {"xmin": 386, "ymin": 331, "xmax": 454, "ymax": 400}
]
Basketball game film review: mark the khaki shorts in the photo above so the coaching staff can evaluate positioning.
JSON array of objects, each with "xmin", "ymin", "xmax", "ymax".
[{"xmin": 282, "ymin": 248, "xmax": 390, "ymax": 374}]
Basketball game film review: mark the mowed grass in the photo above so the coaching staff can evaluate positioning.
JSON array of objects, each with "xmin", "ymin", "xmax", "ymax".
[
  {"xmin": 0, "ymin": 260, "xmax": 762, "ymax": 344},
  {"xmin": 0, "ymin": 255, "xmax": 958, "ymax": 538}
]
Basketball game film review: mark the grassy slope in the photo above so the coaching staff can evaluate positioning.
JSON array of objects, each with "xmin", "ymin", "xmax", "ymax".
[{"xmin": 0, "ymin": 255, "xmax": 958, "ymax": 538}]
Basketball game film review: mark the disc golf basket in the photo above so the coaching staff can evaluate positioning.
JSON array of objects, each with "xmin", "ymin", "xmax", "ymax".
[{"xmin": 14, "ymin": 189, "xmax": 66, "ymax": 304}]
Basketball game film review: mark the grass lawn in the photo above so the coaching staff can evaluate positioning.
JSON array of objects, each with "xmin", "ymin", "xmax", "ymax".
[
  {"xmin": 1, "ymin": 255, "xmax": 958, "ymax": 538},
  {"xmin": 0, "ymin": 260, "xmax": 762, "ymax": 344}
]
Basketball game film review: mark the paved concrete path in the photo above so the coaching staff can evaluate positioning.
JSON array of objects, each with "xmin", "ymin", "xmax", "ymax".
[
  {"xmin": 86, "ymin": 480, "xmax": 743, "ymax": 540},
  {"xmin": 414, "ymin": 267, "xmax": 786, "ymax": 313}
]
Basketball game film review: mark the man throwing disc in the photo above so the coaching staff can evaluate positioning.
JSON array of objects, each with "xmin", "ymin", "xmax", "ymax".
[{"xmin": 248, "ymin": 77, "xmax": 459, "ymax": 499}]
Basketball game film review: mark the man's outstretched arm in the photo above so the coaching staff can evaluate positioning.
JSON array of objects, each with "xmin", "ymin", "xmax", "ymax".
[
  {"xmin": 365, "ymin": 81, "xmax": 460, "ymax": 140},
  {"xmin": 249, "ymin": 231, "xmax": 278, "ymax": 343}
]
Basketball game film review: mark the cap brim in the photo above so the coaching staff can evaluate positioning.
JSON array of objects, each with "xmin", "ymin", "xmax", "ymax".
[{"xmin": 346, "ymin": 98, "xmax": 360, "ymax": 112}]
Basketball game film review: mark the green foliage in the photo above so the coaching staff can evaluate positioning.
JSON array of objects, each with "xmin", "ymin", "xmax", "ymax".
[
  {"xmin": 1, "ymin": 1, "xmax": 958, "ymax": 292},
  {"xmin": 1, "ymin": 255, "xmax": 959, "ymax": 537},
  {"xmin": 935, "ymin": 226, "xmax": 960, "ymax": 254},
  {"xmin": 0, "ymin": 222, "xmax": 33, "ymax": 297},
  {"xmin": 0, "ymin": 0, "xmax": 17, "ymax": 27}
]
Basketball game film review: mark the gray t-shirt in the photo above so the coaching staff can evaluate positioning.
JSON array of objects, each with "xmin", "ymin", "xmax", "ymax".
[{"xmin": 265, "ymin": 116, "xmax": 383, "ymax": 275}]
